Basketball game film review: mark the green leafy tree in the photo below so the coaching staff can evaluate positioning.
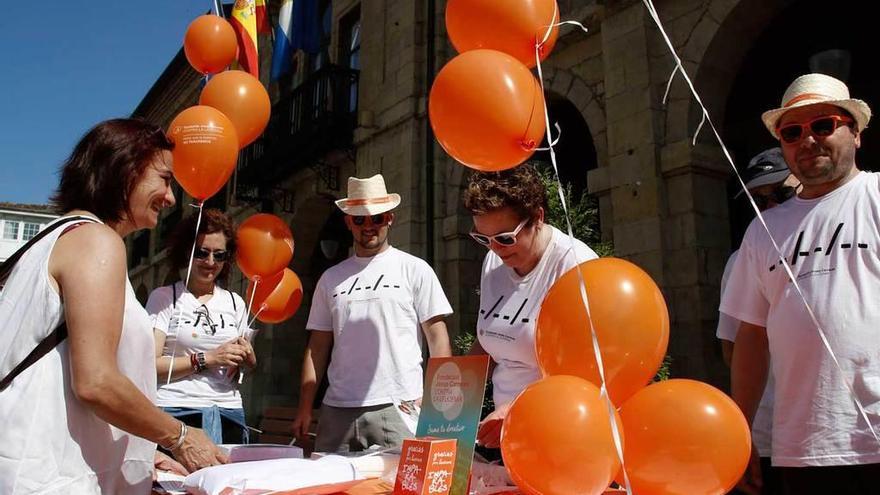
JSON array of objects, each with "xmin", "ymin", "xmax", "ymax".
[{"xmin": 535, "ymin": 165, "xmax": 613, "ymax": 257}]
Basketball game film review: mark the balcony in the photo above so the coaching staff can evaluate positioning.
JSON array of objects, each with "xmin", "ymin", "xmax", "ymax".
[{"xmin": 236, "ymin": 65, "xmax": 359, "ymax": 202}]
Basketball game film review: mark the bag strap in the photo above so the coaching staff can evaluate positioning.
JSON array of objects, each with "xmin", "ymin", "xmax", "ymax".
[
  {"xmin": 0, "ymin": 215, "xmax": 94, "ymax": 285},
  {"xmin": 0, "ymin": 215, "xmax": 97, "ymax": 391}
]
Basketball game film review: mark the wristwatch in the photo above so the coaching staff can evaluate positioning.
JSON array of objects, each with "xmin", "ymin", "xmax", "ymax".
[{"xmin": 196, "ymin": 351, "xmax": 207, "ymax": 372}]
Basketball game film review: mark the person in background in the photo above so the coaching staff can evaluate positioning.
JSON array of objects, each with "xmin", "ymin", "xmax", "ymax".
[
  {"xmin": 148, "ymin": 208, "xmax": 257, "ymax": 445},
  {"xmin": 717, "ymin": 147, "xmax": 799, "ymax": 495},
  {"xmin": 463, "ymin": 163, "xmax": 598, "ymax": 448},
  {"xmin": 0, "ymin": 118, "xmax": 225, "ymax": 494},
  {"xmin": 292, "ymin": 174, "xmax": 452, "ymax": 453},
  {"xmin": 723, "ymin": 73, "xmax": 880, "ymax": 494}
]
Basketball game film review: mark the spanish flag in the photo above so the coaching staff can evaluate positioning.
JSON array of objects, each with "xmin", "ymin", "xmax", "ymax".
[
  {"xmin": 255, "ymin": 0, "xmax": 270, "ymax": 34},
  {"xmin": 231, "ymin": 0, "xmax": 259, "ymax": 78}
]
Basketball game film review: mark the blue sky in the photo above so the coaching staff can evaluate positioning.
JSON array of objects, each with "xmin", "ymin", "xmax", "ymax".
[{"xmin": 0, "ymin": 1, "xmax": 217, "ymax": 204}]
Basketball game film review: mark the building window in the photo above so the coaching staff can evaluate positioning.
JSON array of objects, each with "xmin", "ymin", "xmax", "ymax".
[
  {"xmin": 3, "ymin": 221, "xmax": 19, "ymax": 240},
  {"xmin": 22, "ymin": 222, "xmax": 40, "ymax": 241}
]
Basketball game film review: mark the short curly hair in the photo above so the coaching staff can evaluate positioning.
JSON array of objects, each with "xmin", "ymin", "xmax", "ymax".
[
  {"xmin": 462, "ymin": 163, "xmax": 547, "ymax": 220},
  {"xmin": 167, "ymin": 208, "xmax": 237, "ymax": 284}
]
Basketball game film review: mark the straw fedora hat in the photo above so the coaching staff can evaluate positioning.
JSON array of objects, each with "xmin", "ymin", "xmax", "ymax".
[
  {"xmin": 334, "ymin": 174, "xmax": 401, "ymax": 216},
  {"xmin": 762, "ymin": 73, "xmax": 872, "ymax": 139}
]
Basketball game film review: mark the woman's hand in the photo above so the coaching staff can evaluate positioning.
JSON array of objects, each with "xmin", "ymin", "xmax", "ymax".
[
  {"xmin": 153, "ymin": 450, "xmax": 188, "ymax": 479},
  {"xmin": 205, "ymin": 339, "xmax": 248, "ymax": 368},
  {"xmin": 171, "ymin": 426, "xmax": 228, "ymax": 472},
  {"xmin": 476, "ymin": 402, "xmax": 512, "ymax": 448},
  {"xmin": 235, "ymin": 336, "xmax": 257, "ymax": 369}
]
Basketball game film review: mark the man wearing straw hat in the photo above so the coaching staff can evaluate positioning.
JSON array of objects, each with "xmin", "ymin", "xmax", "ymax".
[
  {"xmin": 721, "ymin": 73, "xmax": 880, "ymax": 494},
  {"xmin": 292, "ymin": 174, "xmax": 453, "ymax": 452}
]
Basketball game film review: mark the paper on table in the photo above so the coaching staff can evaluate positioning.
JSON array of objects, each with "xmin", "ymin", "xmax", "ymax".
[{"xmin": 155, "ymin": 471, "xmax": 187, "ymax": 495}]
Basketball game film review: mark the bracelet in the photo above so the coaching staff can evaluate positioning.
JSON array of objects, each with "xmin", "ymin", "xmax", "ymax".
[
  {"xmin": 190, "ymin": 353, "xmax": 199, "ymax": 373},
  {"xmin": 161, "ymin": 421, "xmax": 188, "ymax": 451}
]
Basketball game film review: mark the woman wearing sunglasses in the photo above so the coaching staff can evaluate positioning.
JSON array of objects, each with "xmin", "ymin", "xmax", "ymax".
[
  {"xmin": 146, "ymin": 208, "xmax": 257, "ymax": 445},
  {"xmin": 0, "ymin": 119, "xmax": 226, "ymax": 494},
  {"xmin": 462, "ymin": 163, "xmax": 598, "ymax": 449}
]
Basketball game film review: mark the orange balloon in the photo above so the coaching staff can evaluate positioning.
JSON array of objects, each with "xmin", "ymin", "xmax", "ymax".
[
  {"xmin": 200, "ymin": 70, "xmax": 271, "ymax": 148},
  {"xmin": 246, "ymin": 268, "xmax": 303, "ymax": 324},
  {"xmin": 501, "ymin": 376, "xmax": 622, "ymax": 495},
  {"xmin": 184, "ymin": 15, "xmax": 238, "ymax": 75},
  {"xmin": 168, "ymin": 106, "xmax": 239, "ymax": 201},
  {"xmin": 429, "ymin": 49, "xmax": 546, "ymax": 171},
  {"xmin": 617, "ymin": 379, "xmax": 752, "ymax": 495},
  {"xmin": 536, "ymin": 257, "xmax": 669, "ymax": 405},
  {"xmin": 236, "ymin": 214, "xmax": 294, "ymax": 280},
  {"xmin": 446, "ymin": 0, "xmax": 559, "ymax": 68}
]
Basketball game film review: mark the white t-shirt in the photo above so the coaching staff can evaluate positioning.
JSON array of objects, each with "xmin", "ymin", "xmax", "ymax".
[
  {"xmin": 720, "ymin": 171, "xmax": 880, "ymax": 467},
  {"xmin": 477, "ymin": 226, "xmax": 598, "ymax": 406},
  {"xmin": 717, "ymin": 250, "xmax": 775, "ymax": 457},
  {"xmin": 306, "ymin": 247, "xmax": 453, "ymax": 407},
  {"xmin": 147, "ymin": 281, "xmax": 252, "ymax": 409},
  {"xmin": 0, "ymin": 217, "xmax": 156, "ymax": 494}
]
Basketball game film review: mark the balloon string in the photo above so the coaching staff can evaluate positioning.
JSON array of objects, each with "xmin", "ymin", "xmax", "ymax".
[
  {"xmin": 534, "ymin": 44, "xmax": 633, "ymax": 495},
  {"xmin": 534, "ymin": 122, "xmax": 562, "ymax": 151},
  {"xmin": 240, "ymin": 278, "xmax": 259, "ymax": 338},
  {"xmin": 248, "ymin": 307, "xmax": 265, "ymax": 328},
  {"xmin": 640, "ymin": 0, "xmax": 880, "ymax": 445},
  {"xmin": 165, "ymin": 202, "xmax": 205, "ymax": 386}
]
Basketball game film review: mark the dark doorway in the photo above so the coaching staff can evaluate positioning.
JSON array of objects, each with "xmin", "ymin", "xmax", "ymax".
[{"xmin": 532, "ymin": 93, "xmax": 598, "ymax": 197}]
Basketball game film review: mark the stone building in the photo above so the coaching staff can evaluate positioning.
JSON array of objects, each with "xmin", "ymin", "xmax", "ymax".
[{"xmin": 128, "ymin": 0, "xmax": 877, "ymax": 422}]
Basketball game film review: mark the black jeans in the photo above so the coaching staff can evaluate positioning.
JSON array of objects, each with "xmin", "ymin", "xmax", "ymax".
[{"xmin": 781, "ymin": 463, "xmax": 880, "ymax": 495}]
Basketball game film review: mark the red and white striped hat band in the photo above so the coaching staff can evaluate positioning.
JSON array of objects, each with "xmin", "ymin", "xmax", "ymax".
[
  {"xmin": 334, "ymin": 174, "xmax": 401, "ymax": 216},
  {"xmin": 761, "ymin": 73, "xmax": 872, "ymax": 139}
]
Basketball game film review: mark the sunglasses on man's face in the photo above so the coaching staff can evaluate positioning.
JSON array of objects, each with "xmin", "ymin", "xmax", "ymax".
[
  {"xmin": 351, "ymin": 213, "xmax": 390, "ymax": 227},
  {"xmin": 193, "ymin": 247, "xmax": 228, "ymax": 262},
  {"xmin": 470, "ymin": 218, "xmax": 529, "ymax": 247},
  {"xmin": 752, "ymin": 185, "xmax": 797, "ymax": 209},
  {"xmin": 777, "ymin": 115, "xmax": 854, "ymax": 144}
]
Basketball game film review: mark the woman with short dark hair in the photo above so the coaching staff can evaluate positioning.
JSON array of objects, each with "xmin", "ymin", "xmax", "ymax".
[
  {"xmin": 463, "ymin": 164, "xmax": 599, "ymax": 449},
  {"xmin": 0, "ymin": 118, "xmax": 226, "ymax": 494},
  {"xmin": 148, "ymin": 208, "xmax": 256, "ymax": 445}
]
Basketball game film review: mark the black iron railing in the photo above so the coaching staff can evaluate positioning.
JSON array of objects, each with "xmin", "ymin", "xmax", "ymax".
[{"xmin": 236, "ymin": 65, "xmax": 359, "ymax": 201}]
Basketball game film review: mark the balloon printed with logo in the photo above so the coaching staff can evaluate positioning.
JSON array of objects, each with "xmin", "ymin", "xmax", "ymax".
[
  {"xmin": 429, "ymin": 49, "xmax": 546, "ymax": 172},
  {"xmin": 200, "ymin": 70, "xmax": 271, "ymax": 148},
  {"xmin": 236, "ymin": 214, "xmax": 294, "ymax": 281},
  {"xmin": 184, "ymin": 15, "xmax": 238, "ymax": 75},
  {"xmin": 446, "ymin": 0, "xmax": 560, "ymax": 68},
  {"xmin": 167, "ymin": 105, "xmax": 239, "ymax": 202}
]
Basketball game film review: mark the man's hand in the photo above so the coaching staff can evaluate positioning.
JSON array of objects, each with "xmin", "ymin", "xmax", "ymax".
[
  {"xmin": 476, "ymin": 403, "xmax": 512, "ymax": 448},
  {"xmin": 153, "ymin": 450, "xmax": 189, "ymax": 478},
  {"xmin": 291, "ymin": 408, "xmax": 313, "ymax": 440},
  {"xmin": 735, "ymin": 445, "xmax": 763, "ymax": 495},
  {"xmin": 171, "ymin": 426, "xmax": 228, "ymax": 472}
]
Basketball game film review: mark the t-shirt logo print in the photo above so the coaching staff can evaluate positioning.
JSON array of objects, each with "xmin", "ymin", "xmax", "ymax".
[
  {"xmin": 330, "ymin": 274, "xmax": 401, "ymax": 298},
  {"xmin": 767, "ymin": 222, "xmax": 871, "ymax": 273}
]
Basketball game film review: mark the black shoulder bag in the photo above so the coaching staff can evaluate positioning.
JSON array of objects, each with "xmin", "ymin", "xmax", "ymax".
[{"xmin": 0, "ymin": 215, "xmax": 95, "ymax": 391}]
